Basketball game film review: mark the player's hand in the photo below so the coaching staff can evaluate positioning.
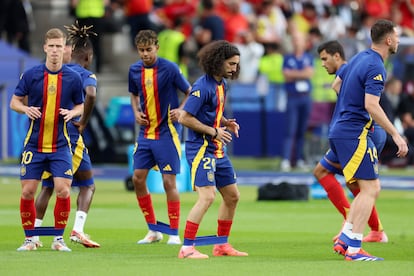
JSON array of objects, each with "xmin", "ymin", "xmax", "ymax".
[
  {"xmin": 392, "ymin": 134, "xmax": 409, "ymax": 158},
  {"xmin": 169, "ymin": 108, "xmax": 181, "ymax": 122},
  {"xmin": 25, "ymin": 106, "xmax": 41, "ymax": 120},
  {"xmin": 72, "ymin": 121, "xmax": 85, "ymax": 134},
  {"xmin": 216, "ymin": 127, "xmax": 232, "ymax": 144},
  {"xmin": 135, "ymin": 111, "xmax": 149, "ymax": 125},
  {"xmin": 225, "ymin": 118, "xmax": 240, "ymax": 138},
  {"xmin": 59, "ymin": 108, "xmax": 77, "ymax": 122}
]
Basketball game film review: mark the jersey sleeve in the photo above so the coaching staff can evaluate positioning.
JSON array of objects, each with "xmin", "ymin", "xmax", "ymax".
[
  {"xmin": 183, "ymin": 81, "xmax": 207, "ymax": 117},
  {"xmin": 14, "ymin": 70, "xmax": 31, "ymax": 97},
  {"xmin": 128, "ymin": 64, "xmax": 139, "ymax": 95},
  {"xmin": 170, "ymin": 62, "xmax": 191, "ymax": 94},
  {"xmin": 365, "ymin": 62, "xmax": 386, "ymax": 97}
]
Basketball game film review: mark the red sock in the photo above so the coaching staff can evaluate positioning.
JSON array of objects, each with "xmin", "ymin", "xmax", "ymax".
[
  {"xmin": 20, "ymin": 198, "xmax": 35, "ymax": 231},
  {"xmin": 54, "ymin": 196, "xmax": 70, "ymax": 229},
  {"xmin": 318, "ymin": 174, "xmax": 350, "ymax": 219},
  {"xmin": 367, "ymin": 206, "xmax": 382, "ymax": 231},
  {"xmin": 184, "ymin": 220, "xmax": 199, "ymax": 240},
  {"xmin": 137, "ymin": 194, "xmax": 156, "ymax": 224},
  {"xmin": 167, "ymin": 200, "xmax": 180, "ymax": 230},
  {"xmin": 351, "ymin": 188, "xmax": 382, "ymax": 231},
  {"xmin": 217, "ymin": 220, "xmax": 233, "ymax": 237}
]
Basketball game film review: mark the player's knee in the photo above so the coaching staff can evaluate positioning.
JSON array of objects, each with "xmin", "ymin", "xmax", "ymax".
[
  {"xmin": 313, "ymin": 163, "xmax": 328, "ymax": 179},
  {"xmin": 21, "ymin": 189, "xmax": 36, "ymax": 200}
]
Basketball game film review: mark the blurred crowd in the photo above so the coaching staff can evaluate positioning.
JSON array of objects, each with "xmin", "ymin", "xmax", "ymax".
[{"xmin": 2, "ymin": 0, "xmax": 414, "ymax": 167}]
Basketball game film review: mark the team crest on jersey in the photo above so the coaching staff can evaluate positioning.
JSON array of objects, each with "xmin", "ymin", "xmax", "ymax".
[
  {"xmin": 207, "ymin": 171, "xmax": 215, "ymax": 182},
  {"xmin": 20, "ymin": 165, "xmax": 26, "ymax": 176},
  {"xmin": 145, "ymin": 78, "xmax": 153, "ymax": 88},
  {"xmin": 48, "ymin": 84, "xmax": 57, "ymax": 94}
]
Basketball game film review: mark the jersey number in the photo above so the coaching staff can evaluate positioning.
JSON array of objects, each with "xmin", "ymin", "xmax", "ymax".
[
  {"xmin": 21, "ymin": 151, "xmax": 33, "ymax": 165},
  {"xmin": 367, "ymin": 147, "xmax": 378, "ymax": 162},
  {"xmin": 202, "ymin": 157, "xmax": 216, "ymax": 170}
]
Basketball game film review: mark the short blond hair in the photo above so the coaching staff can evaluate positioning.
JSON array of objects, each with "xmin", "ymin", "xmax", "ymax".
[{"xmin": 44, "ymin": 28, "xmax": 66, "ymax": 44}]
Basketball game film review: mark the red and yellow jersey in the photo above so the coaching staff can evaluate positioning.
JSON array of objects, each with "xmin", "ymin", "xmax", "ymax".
[
  {"xmin": 183, "ymin": 74, "xmax": 227, "ymax": 158},
  {"xmin": 128, "ymin": 57, "xmax": 190, "ymax": 140},
  {"xmin": 14, "ymin": 64, "xmax": 84, "ymax": 152}
]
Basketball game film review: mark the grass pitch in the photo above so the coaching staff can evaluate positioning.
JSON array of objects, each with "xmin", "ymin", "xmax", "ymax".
[{"xmin": 0, "ymin": 176, "xmax": 413, "ymax": 276}]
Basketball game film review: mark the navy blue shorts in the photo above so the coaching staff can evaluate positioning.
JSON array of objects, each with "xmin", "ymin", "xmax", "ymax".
[
  {"xmin": 329, "ymin": 136, "xmax": 379, "ymax": 183},
  {"xmin": 185, "ymin": 144, "xmax": 236, "ymax": 190},
  {"xmin": 20, "ymin": 148, "xmax": 73, "ymax": 180},
  {"xmin": 133, "ymin": 138, "xmax": 181, "ymax": 174}
]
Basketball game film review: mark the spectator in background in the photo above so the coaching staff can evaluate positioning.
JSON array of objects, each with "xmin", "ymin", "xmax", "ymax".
[
  {"xmin": 391, "ymin": 0, "xmax": 414, "ymax": 37},
  {"xmin": 363, "ymin": 0, "xmax": 392, "ymax": 20},
  {"xmin": 397, "ymin": 80, "xmax": 414, "ymax": 165},
  {"xmin": 255, "ymin": 0, "xmax": 288, "ymax": 45},
  {"xmin": 233, "ymin": 27, "xmax": 264, "ymax": 84},
  {"xmin": 379, "ymin": 77, "xmax": 406, "ymax": 165},
  {"xmin": 122, "ymin": 0, "xmax": 155, "ymax": 48},
  {"xmin": 3, "ymin": 0, "xmax": 34, "ymax": 53},
  {"xmin": 290, "ymin": 1, "xmax": 319, "ymax": 35},
  {"xmin": 338, "ymin": 25, "xmax": 365, "ymax": 60},
  {"xmin": 194, "ymin": 0, "xmax": 225, "ymax": 49},
  {"xmin": 318, "ymin": 5, "xmax": 346, "ymax": 41},
  {"xmin": 258, "ymin": 42, "xmax": 286, "ymax": 112},
  {"xmin": 157, "ymin": 17, "xmax": 190, "ymax": 79},
  {"xmin": 71, "ymin": 0, "xmax": 107, "ymax": 73},
  {"xmin": 216, "ymin": 0, "xmax": 249, "ymax": 42},
  {"xmin": 281, "ymin": 30, "xmax": 314, "ymax": 172},
  {"xmin": 155, "ymin": 0, "xmax": 196, "ymax": 38}
]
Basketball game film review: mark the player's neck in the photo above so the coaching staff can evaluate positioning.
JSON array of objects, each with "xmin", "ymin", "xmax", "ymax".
[
  {"xmin": 45, "ymin": 60, "xmax": 63, "ymax": 72},
  {"xmin": 371, "ymin": 45, "xmax": 388, "ymax": 61}
]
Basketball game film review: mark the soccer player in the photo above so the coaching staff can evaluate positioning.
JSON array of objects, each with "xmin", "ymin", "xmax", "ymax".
[
  {"xmin": 314, "ymin": 40, "xmax": 388, "ymax": 243},
  {"xmin": 10, "ymin": 28, "xmax": 84, "ymax": 252},
  {"xmin": 33, "ymin": 22, "xmax": 100, "ymax": 249},
  {"xmin": 330, "ymin": 19, "xmax": 408, "ymax": 261},
  {"xmin": 128, "ymin": 30, "xmax": 191, "ymax": 245},
  {"xmin": 177, "ymin": 40, "xmax": 248, "ymax": 259}
]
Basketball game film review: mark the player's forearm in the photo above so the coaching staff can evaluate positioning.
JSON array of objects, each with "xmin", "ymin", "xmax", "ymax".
[
  {"xmin": 72, "ymin": 103, "xmax": 84, "ymax": 118},
  {"xmin": 130, "ymin": 93, "xmax": 141, "ymax": 116},
  {"xmin": 179, "ymin": 111, "xmax": 216, "ymax": 137},
  {"xmin": 79, "ymin": 93, "xmax": 96, "ymax": 126},
  {"xmin": 9, "ymin": 95, "xmax": 28, "ymax": 114},
  {"xmin": 220, "ymin": 116, "xmax": 229, "ymax": 127},
  {"xmin": 367, "ymin": 103, "xmax": 399, "ymax": 137}
]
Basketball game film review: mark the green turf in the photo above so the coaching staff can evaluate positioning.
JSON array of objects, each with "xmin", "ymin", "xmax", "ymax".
[{"xmin": 1, "ymin": 177, "xmax": 413, "ymax": 275}]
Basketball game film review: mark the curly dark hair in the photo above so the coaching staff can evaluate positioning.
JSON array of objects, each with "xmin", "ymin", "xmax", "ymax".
[
  {"xmin": 197, "ymin": 40, "xmax": 240, "ymax": 80},
  {"xmin": 64, "ymin": 21, "xmax": 96, "ymax": 58}
]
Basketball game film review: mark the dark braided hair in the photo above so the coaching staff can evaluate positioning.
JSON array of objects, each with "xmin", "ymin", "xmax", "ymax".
[
  {"xmin": 197, "ymin": 40, "xmax": 240, "ymax": 80},
  {"xmin": 64, "ymin": 21, "xmax": 96, "ymax": 59}
]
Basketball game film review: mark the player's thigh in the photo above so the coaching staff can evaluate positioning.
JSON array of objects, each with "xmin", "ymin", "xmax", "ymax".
[
  {"xmin": 215, "ymin": 156, "xmax": 237, "ymax": 189},
  {"xmin": 319, "ymin": 148, "xmax": 343, "ymax": 175},
  {"xmin": 20, "ymin": 149, "xmax": 48, "ymax": 180},
  {"xmin": 330, "ymin": 138, "xmax": 379, "ymax": 182},
  {"xmin": 48, "ymin": 150, "xmax": 73, "ymax": 179},
  {"xmin": 133, "ymin": 139, "xmax": 156, "ymax": 170},
  {"xmin": 186, "ymin": 148, "xmax": 216, "ymax": 188},
  {"xmin": 152, "ymin": 139, "xmax": 180, "ymax": 174}
]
